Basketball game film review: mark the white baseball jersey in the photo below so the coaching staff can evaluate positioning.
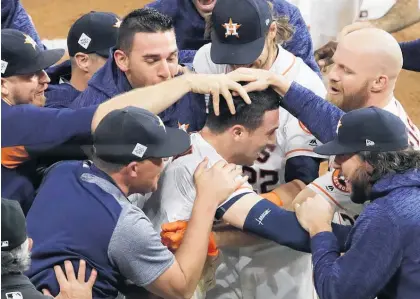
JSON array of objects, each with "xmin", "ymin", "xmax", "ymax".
[
  {"xmin": 194, "ymin": 44, "xmax": 326, "ymax": 299},
  {"xmin": 286, "ymin": 0, "xmax": 397, "ymax": 49},
  {"xmin": 143, "ymin": 133, "xmax": 257, "ymax": 299},
  {"xmin": 308, "ymin": 97, "xmax": 420, "ymax": 225},
  {"xmin": 194, "ymin": 43, "xmax": 327, "ymax": 194}
]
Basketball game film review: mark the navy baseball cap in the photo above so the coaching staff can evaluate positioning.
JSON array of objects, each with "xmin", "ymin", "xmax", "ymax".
[
  {"xmin": 67, "ymin": 11, "xmax": 120, "ymax": 58},
  {"xmin": 210, "ymin": 0, "xmax": 272, "ymax": 65},
  {"xmin": 314, "ymin": 107, "xmax": 409, "ymax": 156},
  {"xmin": 1, "ymin": 199, "xmax": 27, "ymax": 251},
  {"xmin": 1, "ymin": 29, "xmax": 64, "ymax": 77},
  {"xmin": 93, "ymin": 107, "xmax": 191, "ymax": 164}
]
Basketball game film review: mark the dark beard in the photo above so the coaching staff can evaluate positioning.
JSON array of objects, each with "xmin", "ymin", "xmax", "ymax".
[
  {"xmin": 350, "ymin": 168, "xmax": 372, "ymax": 204},
  {"xmin": 339, "ymin": 81, "xmax": 370, "ymax": 112}
]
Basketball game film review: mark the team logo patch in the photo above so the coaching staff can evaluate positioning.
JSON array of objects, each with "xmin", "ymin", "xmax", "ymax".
[
  {"xmin": 1, "ymin": 240, "xmax": 9, "ymax": 248},
  {"xmin": 299, "ymin": 121, "xmax": 311, "ymax": 135},
  {"xmin": 222, "ymin": 18, "xmax": 241, "ymax": 38},
  {"xmin": 332, "ymin": 169, "xmax": 350, "ymax": 193},
  {"xmin": 1, "ymin": 60, "xmax": 8, "ymax": 74},
  {"xmin": 78, "ymin": 33, "xmax": 92, "ymax": 49},
  {"xmin": 6, "ymin": 292, "xmax": 23, "ymax": 299}
]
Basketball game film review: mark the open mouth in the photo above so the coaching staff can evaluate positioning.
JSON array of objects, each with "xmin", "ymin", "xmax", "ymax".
[
  {"xmin": 195, "ymin": 0, "xmax": 217, "ymax": 13},
  {"xmin": 329, "ymin": 86, "xmax": 341, "ymax": 94}
]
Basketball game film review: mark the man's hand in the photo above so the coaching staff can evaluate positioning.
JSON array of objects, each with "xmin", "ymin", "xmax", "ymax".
[
  {"xmin": 42, "ymin": 260, "xmax": 97, "ymax": 299},
  {"xmin": 228, "ymin": 68, "xmax": 292, "ymax": 96},
  {"xmin": 314, "ymin": 41, "xmax": 338, "ymax": 71},
  {"xmin": 295, "ymin": 194, "xmax": 334, "ymax": 237},
  {"xmin": 194, "ymin": 158, "xmax": 248, "ymax": 206},
  {"xmin": 185, "ymin": 70, "xmax": 258, "ymax": 115}
]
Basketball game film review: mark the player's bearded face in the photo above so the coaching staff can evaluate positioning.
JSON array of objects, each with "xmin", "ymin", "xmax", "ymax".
[
  {"xmin": 327, "ymin": 79, "xmax": 370, "ymax": 112},
  {"xmin": 349, "ymin": 168, "xmax": 372, "ymax": 204},
  {"xmin": 335, "ymin": 154, "xmax": 372, "ymax": 204}
]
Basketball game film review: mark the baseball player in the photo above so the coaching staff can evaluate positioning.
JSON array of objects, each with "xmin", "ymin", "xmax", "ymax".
[
  {"xmin": 70, "ymin": 8, "xmax": 207, "ymax": 133},
  {"xmin": 292, "ymin": 28, "xmax": 420, "ymax": 226},
  {"xmin": 192, "ymin": 0, "xmax": 326, "ymax": 297},
  {"xmin": 143, "ymin": 88, "xmax": 308, "ymax": 299},
  {"xmin": 45, "ymin": 11, "xmax": 120, "ymax": 108},
  {"xmin": 146, "ymin": 0, "xmax": 320, "ymax": 74}
]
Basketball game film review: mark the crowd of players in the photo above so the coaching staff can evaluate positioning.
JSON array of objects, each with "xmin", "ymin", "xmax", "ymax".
[{"xmin": 1, "ymin": 0, "xmax": 420, "ymax": 299}]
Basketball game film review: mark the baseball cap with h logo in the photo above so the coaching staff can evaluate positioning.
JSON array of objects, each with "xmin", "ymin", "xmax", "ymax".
[{"xmin": 210, "ymin": 0, "xmax": 272, "ymax": 65}]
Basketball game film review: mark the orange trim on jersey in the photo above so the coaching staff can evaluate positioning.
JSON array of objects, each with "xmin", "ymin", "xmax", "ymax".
[
  {"xmin": 281, "ymin": 55, "xmax": 296, "ymax": 76},
  {"xmin": 285, "ymin": 148, "xmax": 314, "ymax": 157},
  {"xmin": 311, "ymin": 182, "xmax": 346, "ymax": 211},
  {"xmin": 2, "ymin": 146, "xmax": 30, "ymax": 169}
]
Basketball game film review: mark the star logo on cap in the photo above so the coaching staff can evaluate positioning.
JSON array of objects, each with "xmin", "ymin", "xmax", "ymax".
[
  {"xmin": 23, "ymin": 33, "xmax": 37, "ymax": 50},
  {"xmin": 223, "ymin": 18, "xmax": 242, "ymax": 38},
  {"xmin": 113, "ymin": 18, "xmax": 122, "ymax": 28},
  {"xmin": 156, "ymin": 116, "xmax": 166, "ymax": 132}
]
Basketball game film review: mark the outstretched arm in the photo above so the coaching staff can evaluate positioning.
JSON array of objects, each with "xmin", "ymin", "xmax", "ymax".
[{"xmin": 369, "ymin": 0, "xmax": 420, "ymax": 33}]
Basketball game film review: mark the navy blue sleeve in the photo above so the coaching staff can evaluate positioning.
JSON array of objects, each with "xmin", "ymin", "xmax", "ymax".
[
  {"xmin": 2, "ymin": 103, "xmax": 96, "ymax": 150},
  {"xmin": 282, "ymin": 82, "xmax": 345, "ymax": 144},
  {"xmin": 274, "ymin": 1, "xmax": 320, "ymax": 76},
  {"xmin": 285, "ymin": 156, "xmax": 321, "ymax": 184},
  {"xmin": 243, "ymin": 199, "xmax": 351, "ymax": 253},
  {"xmin": 179, "ymin": 50, "xmax": 197, "ymax": 64},
  {"xmin": 10, "ymin": 0, "xmax": 45, "ymax": 49},
  {"xmin": 311, "ymin": 203, "xmax": 403, "ymax": 299},
  {"xmin": 145, "ymin": 0, "xmax": 179, "ymax": 18},
  {"xmin": 400, "ymin": 39, "xmax": 420, "ymax": 72}
]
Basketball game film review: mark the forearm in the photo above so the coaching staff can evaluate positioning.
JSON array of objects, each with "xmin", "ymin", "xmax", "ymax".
[
  {"xmin": 173, "ymin": 195, "xmax": 218, "ymax": 297},
  {"xmin": 269, "ymin": 75, "xmax": 344, "ymax": 144},
  {"xmin": 269, "ymin": 179, "xmax": 306, "ymax": 209},
  {"xmin": 219, "ymin": 194, "xmax": 350, "ymax": 252},
  {"xmin": 213, "ymin": 223, "xmax": 266, "ymax": 248},
  {"xmin": 92, "ymin": 75, "xmax": 192, "ymax": 132},
  {"xmin": 369, "ymin": 0, "xmax": 420, "ymax": 33}
]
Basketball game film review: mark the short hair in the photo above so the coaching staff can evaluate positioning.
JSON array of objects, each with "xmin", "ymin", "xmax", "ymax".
[
  {"xmin": 116, "ymin": 8, "xmax": 174, "ymax": 53},
  {"xmin": 206, "ymin": 87, "xmax": 281, "ymax": 133}
]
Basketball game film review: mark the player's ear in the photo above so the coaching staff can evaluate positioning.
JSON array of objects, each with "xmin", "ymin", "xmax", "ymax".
[
  {"xmin": 230, "ymin": 125, "xmax": 248, "ymax": 140},
  {"xmin": 114, "ymin": 49, "xmax": 129, "ymax": 72},
  {"xmin": 126, "ymin": 161, "xmax": 139, "ymax": 178},
  {"xmin": 371, "ymin": 75, "xmax": 388, "ymax": 92},
  {"xmin": 73, "ymin": 53, "xmax": 90, "ymax": 73},
  {"xmin": 1, "ymin": 78, "xmax": 10, "ymax": 98}
]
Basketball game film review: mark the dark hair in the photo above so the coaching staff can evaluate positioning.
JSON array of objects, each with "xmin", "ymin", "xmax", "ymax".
[
  {"xmin": 117, "ymin": 8, "xmax": 173, "ymax": 53},
  {"xmin": 358, "ymin": 149, "xmax": 420, "ymax": 184},
  {"xmin": 205, "ymin": 87, "xmax": 281, "ymax": 133}
]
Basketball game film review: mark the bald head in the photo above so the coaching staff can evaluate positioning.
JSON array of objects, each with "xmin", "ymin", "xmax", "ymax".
[{"xmin": 339, "ymin": 28, "xmax": 403, "ymax": 79}]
